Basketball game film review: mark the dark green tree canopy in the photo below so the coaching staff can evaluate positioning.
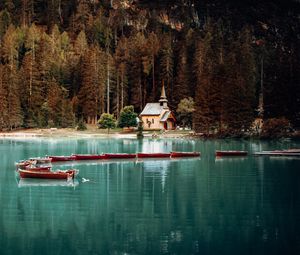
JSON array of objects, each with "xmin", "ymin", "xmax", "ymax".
[{"xmin": 118, "ymin": 105, "xmax": 138, "ymax": 128}]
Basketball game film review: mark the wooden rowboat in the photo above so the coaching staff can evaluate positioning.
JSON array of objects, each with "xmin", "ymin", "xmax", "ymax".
[
  {"xmin": 73, "ymin": 154, "xmax": 108, "ymax": 160},
  {"xmin": 215, "ymin": 150, "xmax": 248, "ymax": 156},
  {"xmin": 19, "ymin": 169, "xmax": 78, "ymax": 180},
  {"xmin": 137, "ymin": 153, "xmax": 171, "ymax": 158},
  {"xmin": 104, "ymin": 153, "xmax": 136, "ymax": 159},
  {"xmin": 254, "ymin": 151, "xmax": 300, "ymax": 157},
  {"xmin": 25, "ymin": 166, "xmax": 52, "ymax": 172},
  {"xmin": 29, "ymin": 157, "xmax": 52, "ymax": 164},
  {"xmin": 171, "ymin": 151, "xmax": 200, "ymax": 157},
  {"xmin": 48, "ymin": 155, "xmax": 76, "ymax": 162},
  {"xmin": 15, "ymin": 160, "xmax": 36, "ymax": 170}
]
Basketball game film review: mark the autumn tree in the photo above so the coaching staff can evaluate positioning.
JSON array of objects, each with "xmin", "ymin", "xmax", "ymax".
[
  {"xmin": 159, "ymin": 33, "xmax": 173, "ymax": 100},
  {"xmin": 78, "ymin": 45, "xmax": 106, "ymax": 124},
  {"xmin": 177, "ymin": 97, "xmax": 195, "ymax": 129}
]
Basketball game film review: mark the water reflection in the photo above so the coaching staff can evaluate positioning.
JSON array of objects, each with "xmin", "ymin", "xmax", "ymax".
[
  {"xmin": 1, "ymin": 138, "xmax": 300, "ymax": 255},
  {"xmin": 17, "ymin": 178, "xmax": 79, "ymax": 188}
]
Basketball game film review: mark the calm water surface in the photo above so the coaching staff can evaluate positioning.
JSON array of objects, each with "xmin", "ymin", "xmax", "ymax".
[{"xmin": 1, "ymin": 137, "xmax": 300, "ymax": 255}]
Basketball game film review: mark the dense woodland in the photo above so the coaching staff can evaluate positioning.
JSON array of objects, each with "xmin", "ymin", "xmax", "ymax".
[{"xmin": 0, "ymin": 0, "xmax": 299, "ymax": 135}]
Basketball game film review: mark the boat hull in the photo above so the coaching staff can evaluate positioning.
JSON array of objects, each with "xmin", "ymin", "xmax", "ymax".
[
  {"xmin": 254, "ymin": 152, "xmax": 300, "ymax": 157},
  {"xmin": 49, "ymin": 156, "xmax": 76, "ymax": 162},
  {"xmin": 29, "ymin": 158, "xmax": 52, "ymax": 164},
  {"xmin": 104, "ymin": 153, "xmax": 136, "ymax": 159},
  {"xmin": 73, "ymin": 154, "xmax": 108, "ymax": 160},
  {"xmin": 19, "ymin": 169, "xmax": 77, "ymax": 180},
  {"xmin": 171, "ymin": 152, "xmax": 200, "ymax": 157},
  {"xmin": 215, "ymin": 151, "xmax": 248, "ymax": 156},
  {"xmin": 25, "ymin": 166, "xmax": 52, "ymax": 172},
  {"xmin": 137, "ymin": 153, "xmax": 171, "ymax": 158}
]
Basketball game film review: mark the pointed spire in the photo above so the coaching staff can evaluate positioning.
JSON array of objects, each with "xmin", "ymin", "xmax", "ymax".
[
  {"xmin": 159, "ymin": 81, "xmax": 168, "ymax": 109},
  {"xmin": 160, "ymin": 83, "xmax": 166, "ymax": 99}
]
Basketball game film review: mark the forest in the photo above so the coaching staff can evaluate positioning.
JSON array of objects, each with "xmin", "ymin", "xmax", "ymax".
[{"xmin": 0, "ymin": 0, "xmax": 299, "ymax": 136}]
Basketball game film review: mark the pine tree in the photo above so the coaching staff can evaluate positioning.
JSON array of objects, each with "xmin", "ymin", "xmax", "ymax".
[
  {"xmin": 173, "ymin": 42, "xmax": 190, "ymax": 109},
  {"xmin": 0, "ymin": 65, "xmax": 8, "ymax": 130},
  {"xmin": 159, "ymin": 33, "xmax": 174, "ymax": 102},
  {"xmin": 78, "ymin": 45, "xmax": 106, "ymax": 124},
  {"xmin": 147, "ymin": 32, "xmax": 160, "ymax": 99},
  {"xmin": 114, "ymin": 36, "xmax": 129, "ymax": 113},
  {"xmin": 1, "ymin": 25, "xmax": 23, "ymax": 129}
]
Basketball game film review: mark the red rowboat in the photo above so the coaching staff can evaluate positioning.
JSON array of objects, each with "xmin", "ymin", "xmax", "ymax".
[
  {"xmin": 137, "ymin": 153, "xmax": 171, "ymax": 158},
  {"xmin": 25, "ymin": 166, "xmax": 52, "ymax": 172},
  {"xmin": 15, "ymin": 160, "xmax": 35, "ymax": 170},
  {"xmin": 48, "ymin": 156, "xmax": 76, "ymax": 162},
  {"xmin": 171, "ymin": 151, "xmax": 201, "ymax": 157},
  {"xmin": 215, "ymin": 150, "xmax": 248, "ymax": 156},
  {"xmin": 104, "ymin": 153, "xmax": 136, "ymax": 159},
  {"xmin": 73, "ymin": 154, "xmax": 108, "ymax": 160},
  {"xmin": 19, "ymin": 169, "xmax": 78, "ymax": 180}
]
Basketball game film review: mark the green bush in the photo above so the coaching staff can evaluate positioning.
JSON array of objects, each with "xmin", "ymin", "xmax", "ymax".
[
  {"xmin": 118, "ymin": 105, "xmax": 138, "ymax": 128},
  {"xmin": 76, "ymin": 119, "xmax": 87, "ymax": 131},
  {"xmin": 98, "ymin": 113, "xmax": 116, "ymax": 134}
]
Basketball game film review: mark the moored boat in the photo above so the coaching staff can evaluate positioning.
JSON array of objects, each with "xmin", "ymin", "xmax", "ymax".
[
  {"xmin": 283, "ymin": 149, "xmax": 300, "ymax": 153},
  {"xmin": 19, "ymin": 169, "xmax": 79, "ymax": 180},
  {"xmin": 29, "ymin": 157, "xmax": 52, "ymax": 164},
  {"xmin": 137, "ymin": 153, "xmax": 171, "ymax": 158},
  {"xmin": 215, "ymin": 150, "xmax": 248, "ymax": 157},
  {"xmin": 171, "ymin": 151, "xmax": 201, "ymax": 157},
  {"xmin": 104, "ymin": 153, "xmax": 136, "ymax": 159},
  {"xmin": 25, "ymin": 166, "xmax": 52, "ymax": 172},
  {"xmin": 72, "ymin": 154, "xmax": 107, "ymax": 160},
  {"xmin": 48, "ymin": 155, "xmax": 76, "ymax": 162},
  {"xmin": 254, "ymin": 151, "xmax": 300, "ymax": 157},
  {"xmin": 15, "ymin": 160, "xmax": 36, "ymax": 170}
]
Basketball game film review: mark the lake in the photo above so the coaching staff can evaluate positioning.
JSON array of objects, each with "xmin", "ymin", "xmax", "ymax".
[{"xmin": 0, "ymin": 137, "xmax": 300, "ymax": 255}]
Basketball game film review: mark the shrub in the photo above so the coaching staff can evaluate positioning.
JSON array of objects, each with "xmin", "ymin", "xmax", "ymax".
[
  {"xmin": 98, "ymin": 113, "xmax": 116, "ymax": 134},
  {"xmin": 118, "ymin": 105, "xmax": 138, "ymax": 128},
  {"xmin": 76, "ymin": 119, "xmax": 87, "ymax": 131}
]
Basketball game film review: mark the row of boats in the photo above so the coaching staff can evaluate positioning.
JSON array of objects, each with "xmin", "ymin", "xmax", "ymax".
[
  {"xmin": 49, "ymin": 151, "xmax": 201, "ymax": 161},
  {"xmin": 15, "ymin": 151, "xmax": 201, "ymax": 180},
  {"xmin": 16, "ymin": 159, "xmax": 79, "ymax": 180},
  {"xmin": 15, "ymin": 149, "xmax": 300, "ymax": 180}
]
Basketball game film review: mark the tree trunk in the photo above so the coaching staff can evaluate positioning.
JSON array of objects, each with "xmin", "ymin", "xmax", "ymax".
[
  {"xmin": 116, "ymin": 71, "xmax": 120, "ymax": 118},
  {"xmin": 152, "ymin": 54, "xmax": 155, "ymax": 97},
  {"xmin": 121, "ymin": 67, "xmax": 124, "ymax": 109},
  {"xmin": 107, "ymin": 53, "xmax": 110, "ymax": 114}
]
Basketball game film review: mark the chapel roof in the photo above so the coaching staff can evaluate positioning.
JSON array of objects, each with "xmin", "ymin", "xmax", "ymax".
[{"xmin": 140, "ymin": 103, "xmax": 162, "ymax": 115}]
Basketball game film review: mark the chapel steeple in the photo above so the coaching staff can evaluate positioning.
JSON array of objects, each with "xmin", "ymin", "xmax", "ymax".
[{"xmin": 159, "ymin": 83, "xmax": 168, "ymax": 109}]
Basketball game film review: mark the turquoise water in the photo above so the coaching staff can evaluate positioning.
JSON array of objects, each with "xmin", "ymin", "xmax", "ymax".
[{"xmin": 1, "ymin": 137, "xmax": 300, "ymax": 255}]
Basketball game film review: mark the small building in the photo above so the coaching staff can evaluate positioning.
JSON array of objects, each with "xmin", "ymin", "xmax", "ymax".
[{"xmin": 140, "ymin": 85, "xmax": 176, "ymax": 130}]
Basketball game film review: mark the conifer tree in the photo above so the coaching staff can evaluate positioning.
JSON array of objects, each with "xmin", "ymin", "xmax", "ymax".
[
  {"xmin": 159, "ymin": 33, "xmax": 174, "ymax": 101},
  {"xmin": 0, "ymin": 65, "xmax": 8, "ymax": 130},
  {"xmin": 114, "ymin": 36, "xmax": 129, "ymax": 112},
  {"xmin": 78, "ymin": 45, "xmax": 106, "ymax": 124},
  {"xmin": 173, "ymin": 43, "xmax": 190, "ymax": 109}
]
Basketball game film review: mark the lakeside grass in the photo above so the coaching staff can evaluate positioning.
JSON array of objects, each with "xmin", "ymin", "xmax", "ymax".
[{"xmin": 0, "ymin": 125, "xmax": 192, "ymax": 138}]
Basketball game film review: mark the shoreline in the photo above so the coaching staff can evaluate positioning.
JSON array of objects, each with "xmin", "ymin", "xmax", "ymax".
[
  {"xmin": 1, "ymin": 128, "xmax": 299, "ymax": 140},
  {"xmin": 0, "ymin": 128, "xmax": 192, "ymax": 139}
]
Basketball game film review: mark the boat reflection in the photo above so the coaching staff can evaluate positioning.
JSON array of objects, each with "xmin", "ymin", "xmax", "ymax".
[
  {"xmin": 17, "ymin": 178, "xmax": 79, "ymax": 188},
  {"xmin": 215, "ymin": 156, "xmax": 247, "ymax": 162}
]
